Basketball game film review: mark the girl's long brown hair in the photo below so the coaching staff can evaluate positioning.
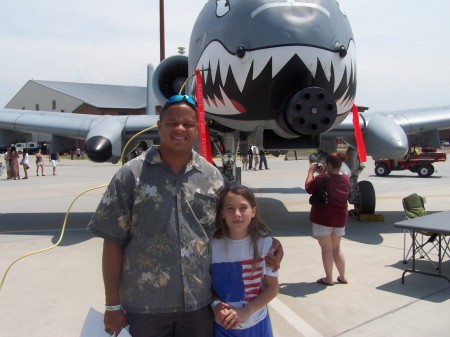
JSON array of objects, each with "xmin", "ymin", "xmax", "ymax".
[{"xmin": 215, "ymin": 185, "xmax": 272, "ymax": 272}]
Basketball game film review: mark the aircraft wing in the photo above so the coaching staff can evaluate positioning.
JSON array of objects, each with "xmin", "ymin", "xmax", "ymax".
[
  {"xmin": 2, "ymin": 105, "xmax": 450, "ymax": 163},
  {"xmin": 0, "ymin": 108, "xmax": 160, "ymax": 163},
  {"xmin": 326, "ymin": 105, "xmax": 450, "ymax": 159}
]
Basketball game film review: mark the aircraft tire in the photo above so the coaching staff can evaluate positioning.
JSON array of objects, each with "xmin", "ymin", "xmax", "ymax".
[
  {"xmin": 354, "ymin": 180, "xmax": 376, "ymax": 215},
  {"xmin": 374, "ymin": 163, "xmax": 390, "ymax": 176},
  {"xmin": 417, "ymin": 164, "xmax": 434, "ymax": 177}
]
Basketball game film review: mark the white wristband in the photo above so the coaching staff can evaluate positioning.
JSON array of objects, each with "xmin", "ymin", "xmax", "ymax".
[
  {"xmin": 105, "ymin": 304, "xmax": 122, "ymax": 311},
  {"xmin": 210, "ymin": 300, "xmax": 221, "ymax": 310}
]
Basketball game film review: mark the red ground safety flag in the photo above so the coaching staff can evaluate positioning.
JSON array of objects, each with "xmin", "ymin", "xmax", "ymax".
[
  {"xmin": 352, "ymin": 104, "xmax": 367, "ymax": 162},
  {"xmin": 195, "ymin": 70, "xmax": 213, "ymax": 164}
]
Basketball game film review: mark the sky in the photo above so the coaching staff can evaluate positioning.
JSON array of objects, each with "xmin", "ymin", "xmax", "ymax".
[{"xmin": 1, "ymin": 0, "xmax": 449, "ymax": 112}]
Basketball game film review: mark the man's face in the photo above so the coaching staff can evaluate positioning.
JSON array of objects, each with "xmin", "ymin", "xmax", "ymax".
[{"xmin": 157, "ymin": 104, "xmax": 198, "ymax": 154}]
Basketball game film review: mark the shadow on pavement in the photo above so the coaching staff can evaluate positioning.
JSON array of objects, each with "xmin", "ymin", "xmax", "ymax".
[
  {"xmin": 0, "ymin": 212, "xmax": 94, "ymax": 246},
  {"xmin": 377, "ymin": 259, "xmax": 450, "ymax": 302},
  {"xmin": 279, "ymin": 282, "xmax": 325, "ymax": 298},
  {"xmin": 257, "ymin": 196, "xmax": 407, "ymax": 245}
]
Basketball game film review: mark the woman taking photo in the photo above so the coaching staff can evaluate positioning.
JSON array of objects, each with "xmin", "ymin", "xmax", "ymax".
[{"xmin": 305, "ymin": 152, "xmax": 351, "ymax": 286}]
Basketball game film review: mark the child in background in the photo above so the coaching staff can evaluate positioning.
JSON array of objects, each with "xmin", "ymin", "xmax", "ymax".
[{"xmin": 211, "ymin": 185, "xmax": 279, "ymax": 337}]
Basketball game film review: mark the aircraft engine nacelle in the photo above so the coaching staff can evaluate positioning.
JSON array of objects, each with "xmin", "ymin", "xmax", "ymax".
[
  {"xmin": 362, "ymin": 113, "xmax": 409, "ymax": 160},
  {"xmin": 153, "ymin": 55, "xmax": 189, "ymax": 106},
  {"xmin": 85, "ymin": 118, "xmax": 125, "ymax": 164}
]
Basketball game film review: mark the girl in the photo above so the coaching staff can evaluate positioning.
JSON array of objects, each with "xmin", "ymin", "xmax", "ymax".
[
  {"xmin": 35, "ymin": 148, "xmax": 45, "ymax": 176},
  {"xmin": 21, "ymin": 148, "xmax": 29, "ymax": 179},
  {"xmin": 211, "ymin": 185, "xmax": 279, "ymax": 337}
]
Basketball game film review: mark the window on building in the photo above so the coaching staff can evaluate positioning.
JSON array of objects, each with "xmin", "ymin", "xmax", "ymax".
[{"xmin": 52, "ymin": 100, "xmax": 56, "ymax": 110}]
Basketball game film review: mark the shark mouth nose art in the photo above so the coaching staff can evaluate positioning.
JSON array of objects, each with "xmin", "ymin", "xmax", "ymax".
[{"xmin": 196, "ymin": 40, "xmax": 356, "ymax": 135}]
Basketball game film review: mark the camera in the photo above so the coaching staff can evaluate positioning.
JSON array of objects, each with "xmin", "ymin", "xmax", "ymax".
[{"xmin": 315, "ymin": 163, "xmax": 324, "ymax": 171}]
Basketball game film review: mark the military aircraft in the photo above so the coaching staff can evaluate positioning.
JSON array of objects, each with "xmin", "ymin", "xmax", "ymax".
[{"xmin": 1, "ymin": 0, "xmax": 450, "ymax": 215}]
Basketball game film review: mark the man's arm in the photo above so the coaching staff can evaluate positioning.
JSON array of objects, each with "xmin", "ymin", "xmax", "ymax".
[
  {"xmin": 102, "ymin": 239, "xmax": 127, "ymax": 335},
  {"xmin": 265, "ymin": 238, "xmax": 283, "ymax": 272}
]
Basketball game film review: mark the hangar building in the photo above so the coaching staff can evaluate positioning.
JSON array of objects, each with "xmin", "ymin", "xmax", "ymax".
[{"xmin": 2, "ymin": 80, "xmax": 152, "ymax": 151}]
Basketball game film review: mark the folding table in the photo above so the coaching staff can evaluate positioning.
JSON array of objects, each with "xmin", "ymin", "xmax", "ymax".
[{"xmin": 394, "ymin": 210, "xmax": 450, "ymax": 284}]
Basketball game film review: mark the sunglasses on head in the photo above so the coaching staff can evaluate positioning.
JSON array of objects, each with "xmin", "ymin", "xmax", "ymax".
[{"xmin": 165, "ymin": 95, "xmax": 197, "ymax": 111}]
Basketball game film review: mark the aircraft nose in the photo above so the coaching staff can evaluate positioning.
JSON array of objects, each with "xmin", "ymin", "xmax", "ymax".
[{"xmin": 283, "ymin": 86, "xmax": 337, "ymax": 135}]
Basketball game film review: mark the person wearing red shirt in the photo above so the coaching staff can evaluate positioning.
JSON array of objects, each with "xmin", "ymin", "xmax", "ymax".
[{"xmin": 305, "ymin": 152, "xmax": 351, "ymax": 286}]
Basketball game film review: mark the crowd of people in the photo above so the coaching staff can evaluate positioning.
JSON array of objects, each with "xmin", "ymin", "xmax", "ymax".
[
  {"xmin": 3, "ymin": 147, "xmax": 60, "ymax": 179},
  {"xmin": 240, "ymin": 143, "xmax": 270, "ymax": 171}
]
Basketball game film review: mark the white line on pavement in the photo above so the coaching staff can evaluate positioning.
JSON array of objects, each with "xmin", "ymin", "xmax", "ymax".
[{"xmin": 270, "ymin": 297, "xmax": 323, "ymax": 337}]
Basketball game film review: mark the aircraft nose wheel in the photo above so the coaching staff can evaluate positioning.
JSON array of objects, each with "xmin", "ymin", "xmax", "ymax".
[
  {"xmin": 354, "ymin": 180, "xmax": 376, "ymax": 215},
  {"xmin": 284, "ymin": 87, "xmax": 337, "ymax": 136}
]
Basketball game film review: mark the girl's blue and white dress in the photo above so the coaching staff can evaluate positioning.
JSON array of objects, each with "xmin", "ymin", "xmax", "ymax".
[{"xmin": 211, "ymin": 235, "xmax": 278, "ymax": 337}]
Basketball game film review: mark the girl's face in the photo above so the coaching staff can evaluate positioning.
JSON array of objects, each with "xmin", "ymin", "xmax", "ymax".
[{"xmin": 221, "ymin": 192, "xmax": 256, "ymax": 239}]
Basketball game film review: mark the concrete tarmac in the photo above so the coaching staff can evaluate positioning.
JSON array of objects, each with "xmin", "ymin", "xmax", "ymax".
[{"xmin": 1, "ymin": 153, "xmax": 450, "ymax": 337}]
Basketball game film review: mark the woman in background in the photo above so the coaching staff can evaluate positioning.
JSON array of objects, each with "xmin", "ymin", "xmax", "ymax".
[
  {"xmin": 4, "ymin": 148, "xmax": 11, "ymax": 179},
  {"xmin": 21, "ymin": 148, "xmax": 29, "ymax": 179},
  {"xmin": 9, "ymin": 147, "xmax": 20, "ymax": 180},
  {"xmin": 305, "ymin": 152, "xmax": 351, "ymax": 286},
  {"xmin": 36, "ymin": 148, "xmax": 45, "ymax": 176}
]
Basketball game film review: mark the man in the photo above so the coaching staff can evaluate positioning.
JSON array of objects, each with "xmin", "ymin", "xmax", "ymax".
[
  {"xmin": 88, "ymin": 95, "xmax": 282, "ymax": 337},
  {"xmin": 259, "ymin": 145, "xmax": 269, "ymax": 170},
  {"xmin": 247, "ymin": 143, "xmax": 253, "ymax": 170},
  {"xmin": 251, "ymin": 143, "xmax": 259, "ymax": 171}
]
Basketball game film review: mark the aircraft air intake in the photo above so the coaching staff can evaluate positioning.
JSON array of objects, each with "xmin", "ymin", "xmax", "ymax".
[{"xmin": 153, "ymin": 55, "xmax": 189, "ymax": 106}]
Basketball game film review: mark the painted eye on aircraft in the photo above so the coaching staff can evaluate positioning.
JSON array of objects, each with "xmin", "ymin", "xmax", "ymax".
[{"xmin": 216, "ymin": 0, "xmax": 230, "ymax": 17}]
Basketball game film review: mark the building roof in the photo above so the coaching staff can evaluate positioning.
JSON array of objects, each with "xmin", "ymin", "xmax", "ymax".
[{"xmin": 33, "ymin": 80, "xmax": 148, "ymax": 109}]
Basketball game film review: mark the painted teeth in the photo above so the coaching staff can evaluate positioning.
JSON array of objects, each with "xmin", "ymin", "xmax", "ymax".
[{"xmin": 197, "ymin": 41, "xmax": 356, "ymax": 116}]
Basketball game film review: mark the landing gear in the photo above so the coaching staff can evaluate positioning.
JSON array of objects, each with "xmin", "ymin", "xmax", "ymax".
[
  {"xmin": 345, "ymin": 148, "xmax": 376, "ymax": 216},
  {"xmin": 212, "ymin": 130, "xmax": 241, "ymax": 183},
  {"xmin": 353, "ymin": 181, "xmax": 376, "ymax": 215},
  {"xmin": 221, "ymin": 152, "xmax": 236, "ymax": 182}
]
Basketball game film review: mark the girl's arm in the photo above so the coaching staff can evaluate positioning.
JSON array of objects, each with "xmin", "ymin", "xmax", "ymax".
[
  {"xmin": 237, "ymin": 275, "xmax": 279, "ymax": 323},
  {"xmin": 218, "ymin": 275, "xmax": 279, "ymax": 329}
]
